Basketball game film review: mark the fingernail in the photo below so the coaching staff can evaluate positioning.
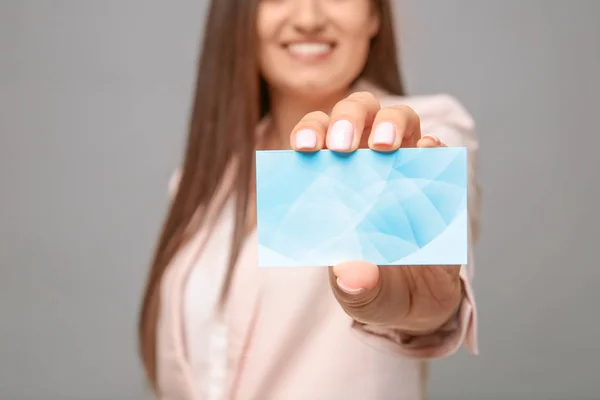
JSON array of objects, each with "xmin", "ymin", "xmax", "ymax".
[
  {"xmin": 336, "ymin": 277, "xmax": 365, "ymax": 295},
  {"xmin": 295, "ymin": 129, "xmax": 317, "ymax": 149},
  {"xmin": 329, "ymin": 120, "xmax": 354, "ymax": 151},
  {"xmin": 372, "ymin": 122, "xmax": 396, "ymax": 145},
  {"xmin": 422, "ymin": 134, "xmax": 440, "ymax": 144}
]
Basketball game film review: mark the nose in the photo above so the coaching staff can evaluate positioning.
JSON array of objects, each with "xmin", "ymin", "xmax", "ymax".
[{"xmin": 290, "ymin": 0, "xmax": 326, "ymax": 34}]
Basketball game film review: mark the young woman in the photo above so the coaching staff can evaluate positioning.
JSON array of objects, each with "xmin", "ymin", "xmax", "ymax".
[{"xmin": 139, "ymin": 0, "xmax": 481, "ymax": 399}]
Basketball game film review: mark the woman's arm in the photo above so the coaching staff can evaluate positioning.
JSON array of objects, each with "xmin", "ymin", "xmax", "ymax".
[{"xmin": 350, "ymin": 94, "xmax": 481, "ymax": 358}]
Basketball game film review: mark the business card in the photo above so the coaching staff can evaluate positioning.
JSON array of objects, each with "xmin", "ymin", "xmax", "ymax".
[{"xmin": 255, "ymin": 147, "xmax": 468, "ymax": 267}]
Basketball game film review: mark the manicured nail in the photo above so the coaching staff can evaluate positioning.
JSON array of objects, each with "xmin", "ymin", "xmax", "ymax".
[
  {"xmin": 295, "ymin": 129, "xmax": 317, "ymax": 149},
  {"xmin": 422, "ymin": 134, "xmax": 440, "ymax": 144},
  {"xmin": 336, "ymin": 277, "xmax": 365, "ymax": 295},
  {"xmin": 329, "ymin": 120, "xmax": 354, "ymax": 150},
  {"xmin": 372, "ymin": 122, "xmax": 396, "ymax": 145}
]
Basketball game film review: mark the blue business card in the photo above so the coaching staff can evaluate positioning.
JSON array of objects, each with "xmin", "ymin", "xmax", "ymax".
[{"xmin": 255, "ymin": 147, "xmax": 468, "ymax": 267}]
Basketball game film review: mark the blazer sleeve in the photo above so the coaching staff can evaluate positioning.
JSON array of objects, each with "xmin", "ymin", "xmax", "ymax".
[{"xmin": 351, "ymin": 94, "xmax": 481, "ymax": 359}]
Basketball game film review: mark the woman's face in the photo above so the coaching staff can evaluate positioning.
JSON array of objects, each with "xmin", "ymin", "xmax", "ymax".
[{"xmin": 257, "ymin": 0, "xmax": 380, "ymax": 99}]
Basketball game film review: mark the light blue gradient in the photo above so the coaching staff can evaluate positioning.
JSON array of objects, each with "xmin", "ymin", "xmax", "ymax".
[{"xmin": 255, "ymin": 147, "xmax": 468, "ymax": 267}]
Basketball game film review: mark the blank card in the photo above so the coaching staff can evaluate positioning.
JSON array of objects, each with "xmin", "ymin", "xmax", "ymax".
[{"xmin": 255, "ymin": 147, "xmax": 468, "ymax": 267}]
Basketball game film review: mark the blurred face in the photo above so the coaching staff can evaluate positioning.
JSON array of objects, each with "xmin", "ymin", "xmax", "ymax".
[{"xmin": 257, "ymin": 0, "xmax": 380, "ymax": 98}]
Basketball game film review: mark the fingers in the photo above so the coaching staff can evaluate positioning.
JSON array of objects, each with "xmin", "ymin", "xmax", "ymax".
[
  {"xmin": 290, "ymin": 92, "xmax": 442, "ymax": 153},
  {"xmin": 290, "ymin": 91, "xmax": 381, "ymax": 152},
  {"xmin": 368, "ymin": 105, "xmax": 422, "ymax": 151},
  {"xmin": 416, "ymin": 134, "xmax": 446, "ymax": 148},
  {"xmin": 326, "ymin": 91, "xmax": 381, "ymax": 152},
  {"xmin": 290, "ymin": 111, "xmax": 329, "ymax": 151}
]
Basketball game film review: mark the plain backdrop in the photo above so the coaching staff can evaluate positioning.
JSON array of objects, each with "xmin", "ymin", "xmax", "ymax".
[{"xmin": 1, "ymin": 1, "xmax": 599, "ymax": 399}]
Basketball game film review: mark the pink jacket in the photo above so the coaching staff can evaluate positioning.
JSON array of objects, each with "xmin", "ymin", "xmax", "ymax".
[{"xmin": 155, "ymin": 81, "xmax": 481, "ymax": 400}]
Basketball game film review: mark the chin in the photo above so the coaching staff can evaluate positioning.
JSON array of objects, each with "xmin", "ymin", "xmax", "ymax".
[{"xmin": 282, "ymin": 76, "xmax": 352, "ymax": 101}]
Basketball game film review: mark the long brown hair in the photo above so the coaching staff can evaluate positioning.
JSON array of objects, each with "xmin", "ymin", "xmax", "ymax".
[{"xmin": 138, "ymin": 0, "xmax": 406, "ymax": 390}]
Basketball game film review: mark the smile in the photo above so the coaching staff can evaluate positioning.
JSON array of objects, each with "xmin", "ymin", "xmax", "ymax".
[{"xmin": 284, "ymin": 42, "xmax": 335, "ymax": 61}]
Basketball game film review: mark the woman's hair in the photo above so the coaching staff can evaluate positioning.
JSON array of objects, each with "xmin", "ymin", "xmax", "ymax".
[{"xmin": 138, "ymin": 0, "xmax": 406, "ymax": 389}]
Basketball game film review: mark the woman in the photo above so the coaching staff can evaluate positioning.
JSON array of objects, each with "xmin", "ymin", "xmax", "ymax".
[{"xmin": 139, "ymin": 0, "xmax": 481, "ymax": 399}]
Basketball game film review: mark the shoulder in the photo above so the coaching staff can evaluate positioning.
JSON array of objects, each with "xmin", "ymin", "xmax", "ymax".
[{"xmin": 383, "ymin": 93, "xmax": 476, "ymax": 136}]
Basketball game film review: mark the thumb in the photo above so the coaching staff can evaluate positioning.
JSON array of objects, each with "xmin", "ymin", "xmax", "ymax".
[
  {"xmin": 332, "ymin": 260, "xmax": 380, "ymax": 294},
  {"xmin": 329, "ymin": 261, "xmax": 410, "ymax": 327}
]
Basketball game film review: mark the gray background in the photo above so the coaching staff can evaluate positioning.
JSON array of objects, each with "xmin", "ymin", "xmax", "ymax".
[{"xmin": 1, "ymin": 0, "xmax": 598, "ymax": 399}]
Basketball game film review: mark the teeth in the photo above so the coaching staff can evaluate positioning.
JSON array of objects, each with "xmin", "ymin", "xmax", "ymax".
[{"xmin": 287, "ymin": 43, "xmax": 332, "ymax": 56}]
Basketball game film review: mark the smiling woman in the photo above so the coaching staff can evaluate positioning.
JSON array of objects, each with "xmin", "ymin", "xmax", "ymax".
[
  {"xmin": 258, "ymin": 0, "xmax": 380, "ymax": 96},
  {"xmin": 138, "ymin": 0, "xmax": 481, "ymax": 399}
]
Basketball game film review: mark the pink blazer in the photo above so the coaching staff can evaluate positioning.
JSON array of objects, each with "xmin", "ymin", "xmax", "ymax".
[{"xmin": 155, "ymin": 81, "xmax": 481, "ymax": 400}]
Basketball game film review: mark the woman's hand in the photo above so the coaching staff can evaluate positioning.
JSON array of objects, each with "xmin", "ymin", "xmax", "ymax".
[{"xmin": 289, "ymin": 91, "xmax": 462, "ymax": 334}]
